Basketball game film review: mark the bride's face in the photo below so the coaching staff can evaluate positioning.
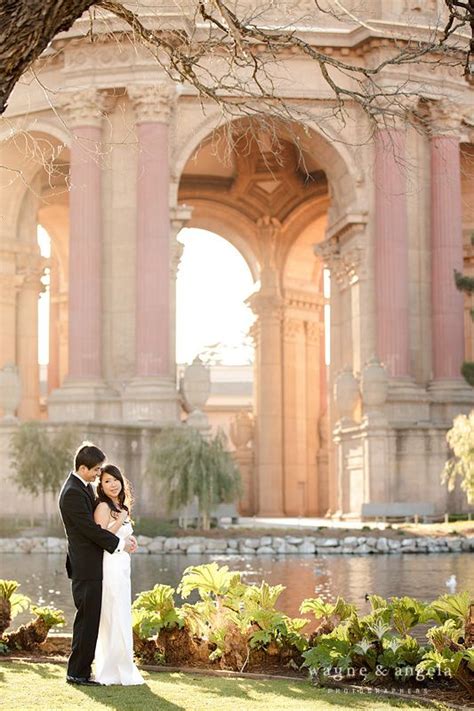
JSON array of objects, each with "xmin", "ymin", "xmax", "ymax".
[{"xmin": 101, "ymin": 473, "xmax": 122, "ymax": 500}]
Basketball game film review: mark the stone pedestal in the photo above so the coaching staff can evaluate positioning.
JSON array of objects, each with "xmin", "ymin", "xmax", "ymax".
[
  {"xmin": 428, "ymin": 379, "xmax": 473, "ymax": 422},
  {"xmin": 49, "ymin": 379, "xmax": 122, "ymax": 422},
  {"xmin": 122, "ymin": 377, "xmax": 179, "ymax": 424}
]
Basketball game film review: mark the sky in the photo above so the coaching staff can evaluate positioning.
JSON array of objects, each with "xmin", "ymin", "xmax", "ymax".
[
  {"xmin": 37, "ymin": 226, "xmax": 257, "ymax": 367},
  {"xmin": 176, "ymin": 228, "xmax": 256, "ymax": 365}
]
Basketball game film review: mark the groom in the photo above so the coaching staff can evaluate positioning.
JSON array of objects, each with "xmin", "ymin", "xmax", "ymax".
[{"xmin": 58, "ymin": 442, "xmax": 136, "ymax": 686}]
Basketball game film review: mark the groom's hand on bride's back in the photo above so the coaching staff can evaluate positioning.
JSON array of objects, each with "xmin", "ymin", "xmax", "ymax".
[{"xmin": 124, "ymin": 535, "xmax": 138, "ymax": 554}]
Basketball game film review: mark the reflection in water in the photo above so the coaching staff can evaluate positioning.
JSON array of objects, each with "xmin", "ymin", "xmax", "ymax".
[{"xmin": 1, "ymin": 552, "xmax": 472, "ymax": 631}]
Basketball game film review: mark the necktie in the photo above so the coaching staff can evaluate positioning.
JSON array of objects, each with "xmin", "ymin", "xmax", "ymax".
[{"xmin": 86, "ymin": 484, "xmax": 95, "ymax": 504}]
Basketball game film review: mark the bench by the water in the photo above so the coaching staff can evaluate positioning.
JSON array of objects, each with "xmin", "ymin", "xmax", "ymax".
[
  {"xmin": 177, "ymin": 501, "xmax": 239, "ymax": 527},
  {"xmin": 361, "ymin": 502, "xmax": 435, "ymax": 522}
]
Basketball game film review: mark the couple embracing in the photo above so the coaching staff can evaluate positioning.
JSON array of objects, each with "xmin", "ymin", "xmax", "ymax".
[{"xmin": 58, "ymin": 442, "xmax": 145, "ymax": 686}]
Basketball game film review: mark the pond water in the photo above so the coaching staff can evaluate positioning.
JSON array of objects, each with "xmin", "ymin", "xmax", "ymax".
[{"xmin": 1, "ymin": 552, "xmax": 472, "ymax": 632}]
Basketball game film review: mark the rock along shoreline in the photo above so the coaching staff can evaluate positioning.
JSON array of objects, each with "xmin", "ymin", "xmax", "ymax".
[{"xmin": 1, "ymin": 534, "xmax": 473, "ymax": 555}]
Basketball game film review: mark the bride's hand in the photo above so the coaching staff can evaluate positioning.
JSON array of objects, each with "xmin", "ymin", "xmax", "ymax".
[{"xmin": 117, "ymin": 509, "xmax": 128, "ymax": 525}]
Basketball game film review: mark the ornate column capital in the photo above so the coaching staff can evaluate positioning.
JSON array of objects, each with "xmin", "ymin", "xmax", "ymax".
[
  {"xmin": 17, "ymin": 253, "xmax": 48, "ymax": 294},
  {"xmin": 128, "ymin": 83, "xmax": 176, "ymax": 124},
  {"xmin": 247, "ymin": 291, "xmax": 283, "ymax": 321},
  {"xmin": 314, "ymin": 239, "xmax": 365, "ymax": 290},
  {"xmin": 420, "ymin": 98, "xmax": 464, "ymax": 137},
  {"xmin": 282, "ymin": 316, "xmax": 304, "ymax": 342},
  {"xmin": 56, "ymin": 89, "xmax": 108, "ymax": 128},
  {"xmin": 370, "ymin": 95, "xmax": 419, "ymax": 131},
  {"xmin": 305, "ymin": 320, "xmax": 322, "ymax": 344}
]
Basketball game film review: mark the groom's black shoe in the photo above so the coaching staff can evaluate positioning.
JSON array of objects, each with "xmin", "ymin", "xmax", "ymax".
[{"xmin": 66, "ymin": 675, "xmax": 103, "ymax": 686}]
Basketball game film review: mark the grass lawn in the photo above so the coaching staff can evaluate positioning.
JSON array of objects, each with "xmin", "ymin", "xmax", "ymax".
[{"xmin": 0, "ymin": 661, "xmax": 450, "ymax": 710}]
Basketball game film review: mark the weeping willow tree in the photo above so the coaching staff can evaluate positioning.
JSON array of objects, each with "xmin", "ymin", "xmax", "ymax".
[
  {"xmin": 454, "ymin": 257, "xmax": 474, "ymax": 387},
  {"xmin": 442, "ymin": 411, "xmax": 474, "ymax": 505},
  {"xmin": 146, "ymin": 426, "xmax": 241, "ymax": 530}
]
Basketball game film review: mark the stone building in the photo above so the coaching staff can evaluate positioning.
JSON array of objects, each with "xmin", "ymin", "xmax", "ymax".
[{"xmin": 0, "ymin": 0, "xmax": 473, "ymax": 519}]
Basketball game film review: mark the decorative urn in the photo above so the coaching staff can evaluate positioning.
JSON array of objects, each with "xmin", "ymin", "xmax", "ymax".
[
  {"xmin": 361, "ymin": 356, "xmax": 388, "ymax": 411},
  {"xmin": 334, "ymin": 366, "xmax": 359, "ymax": 422},
  {"xmin": 0, "ymin": 363, "xmax": 21, "ymax": 421}
]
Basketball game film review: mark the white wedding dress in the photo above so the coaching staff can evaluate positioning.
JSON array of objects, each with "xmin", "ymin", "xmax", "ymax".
[{"xmin": 94, "ymin": 520, "xmax": 144, "ymax": 685}]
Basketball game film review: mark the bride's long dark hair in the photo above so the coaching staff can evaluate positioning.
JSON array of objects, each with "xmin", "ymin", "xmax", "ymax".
[{"xmin": 97, "ymin": 464, "xmax": 133, "ymax": 516}]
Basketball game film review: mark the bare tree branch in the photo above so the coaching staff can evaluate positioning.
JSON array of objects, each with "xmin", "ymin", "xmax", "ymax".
[{"xmin": 0, "ymin": 0, "xmax": 472, "ymax": 121}]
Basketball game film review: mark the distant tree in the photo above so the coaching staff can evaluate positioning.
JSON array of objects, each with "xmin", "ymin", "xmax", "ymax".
[
  {"xmin": 10, "ymin": 422, "xmax": 78, "ymax": 518},
  {"xmin": 442, "ymin": 411, "xmax": 474, "ymax": 505},
  {"xmin": 146, "ymin": 426, "xmax": 241, "ymax": 530},
  {"xmin": 454, "ymin": 236, "xmax": 474, "ymax": 386}
]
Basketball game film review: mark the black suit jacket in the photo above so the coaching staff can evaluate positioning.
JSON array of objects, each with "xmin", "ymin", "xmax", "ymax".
[{"xmin": 58, "ymin": 473, "xmax": 120, "ymax": 581}]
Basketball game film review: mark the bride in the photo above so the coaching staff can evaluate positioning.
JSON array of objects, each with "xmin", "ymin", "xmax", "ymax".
[{"xmin": 93, "ymin": 464, "xmax": 145, "ymax": 685}]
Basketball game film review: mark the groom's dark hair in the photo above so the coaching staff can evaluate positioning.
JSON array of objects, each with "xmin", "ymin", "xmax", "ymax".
[{"xmin": 74, "ymin": 442, "xmax": 106, "ymax": 471}]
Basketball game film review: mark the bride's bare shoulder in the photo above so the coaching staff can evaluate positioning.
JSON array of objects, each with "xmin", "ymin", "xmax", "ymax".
[
  {"xmin": 94, "ymin": 501, "xmax": 111, "ymax": 523},
  {"xmin": 95, "ymin": 501, "xmax": 109, "ymax": 511}
]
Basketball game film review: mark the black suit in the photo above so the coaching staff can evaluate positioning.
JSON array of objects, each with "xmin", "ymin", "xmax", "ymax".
[{"xmin": 58, "ymin": 473, "xmax": 120, "ymax": 679}]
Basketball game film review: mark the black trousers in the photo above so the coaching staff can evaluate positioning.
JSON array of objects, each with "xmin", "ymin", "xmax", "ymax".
[{"xmin": 68, "ymin": 578, "xmax": 102, "ymax": 679}]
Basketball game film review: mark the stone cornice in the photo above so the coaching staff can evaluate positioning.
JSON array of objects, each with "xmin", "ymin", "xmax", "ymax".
[
  {"xmin": 128, "ymin": 84, "xmax": 176, "ymax": 124},
  {"xmin": 48, "ymin": 5, "xmax": 471, "ymax": 53},
  {"xmin": 325, "ymin": 213, "xmax": 368, "ymax": 244},
  {"xmin": 283, "ymin": 288, "xmax": 324, "ymax": 313}
]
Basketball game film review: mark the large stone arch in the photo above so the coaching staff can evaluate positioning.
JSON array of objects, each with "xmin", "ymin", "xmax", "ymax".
[
  {"xmin": 174, "ymin": 109, "xmax": 362, "ymax": 223},
  {"xmin": 0, "ymin": 124, "xmax": 71, "ymax": 410},
  {"xmin": 174, "ymin": 114, "xmax": 352, "ymax": 516}
]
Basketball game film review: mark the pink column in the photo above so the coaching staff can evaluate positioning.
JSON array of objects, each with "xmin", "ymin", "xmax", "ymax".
[
  {"xmin": 68, "ymin": 123, "xmax": 103, "ymax": 380},
  {"xmin": 47, "ymin": 256, "xmax": 60, "ymax": 393},
  {"xmin": 374, "ymin": 129, "xmax": 410, "ymax": 377},
  {"xmin": 135, "ymin": 120, "xmax": 170, "ymax": 377},
  {"xmin": 430, "ymin": 134, "xmax": 464, "ymax": 380}
]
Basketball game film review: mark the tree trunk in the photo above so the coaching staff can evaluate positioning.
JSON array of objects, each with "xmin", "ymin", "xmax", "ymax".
[
  {"xmin": 465, "ymin": 603, "xmax": 474, "ymax": 648},
  {"xmin": 0, "ymin": 597, "xmax": 11, "ymax": 636},
  {"xmin": 0, "ymin": 0, "xmax": 97, "ymax": 114}
]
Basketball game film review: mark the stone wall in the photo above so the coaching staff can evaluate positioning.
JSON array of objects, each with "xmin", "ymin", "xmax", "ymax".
[
  {"xmin": 0, "ymin": 422, "xmax": 167, "ymax": 519},
  {"xmin": 2, "ymin": 534, "xmax": 472, "ymax": 556}
]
